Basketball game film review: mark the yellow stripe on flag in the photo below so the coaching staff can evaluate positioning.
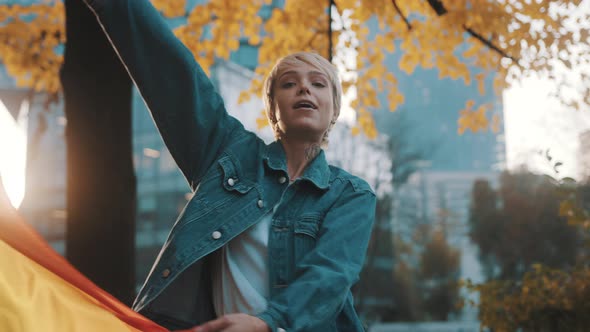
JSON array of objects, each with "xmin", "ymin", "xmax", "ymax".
[
  {"xmin": 0, "ymin": 176, "xmax": 166, "ymax": 332},
  {"xmin": 0, "ymin": 240, "xmax": 142, "ymax": 332}
]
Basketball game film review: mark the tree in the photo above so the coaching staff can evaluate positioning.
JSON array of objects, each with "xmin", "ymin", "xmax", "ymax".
[
  {"xmin": 418, "ymin": 228, "xmax": 461, "ymax": 321},
  {"xmin": 1, "ymin": 0, "xmax": 588, "ymax": 136},
  {"xmin": 466, "ymin": 174, "xmax": 590, "ymax": 331},
  {"xmin": 469, "ymin": 171, "xmax": 581, "ymax": 280},
  {"xmin": 384, "ymin": 221, "xmax": 461, "ymax": 322},
  {"xmin": 356, "ymin": 147, "xmax": 462, "ymax": 323}
]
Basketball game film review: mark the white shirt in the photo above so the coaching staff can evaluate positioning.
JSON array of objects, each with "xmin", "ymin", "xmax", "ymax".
[{"xmin": 212, "ymin": 211, "xmax": 272, "ymax": 316}]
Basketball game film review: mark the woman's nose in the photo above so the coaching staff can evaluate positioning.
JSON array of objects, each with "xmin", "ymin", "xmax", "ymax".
[{"xmin": 298, "ymin": 85, "xmax": 310, "ymax": 95}]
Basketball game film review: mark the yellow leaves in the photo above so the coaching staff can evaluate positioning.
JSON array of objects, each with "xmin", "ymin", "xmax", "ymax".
[
  {"xmin": 387, "ymin": 90, "xmax": 404, "ymax": 112},
  {"xmin": 457, "ymin": 100, "xmax": 491, "ymax": 134},
  {"xmin": 255, "ymin": 110, "xmax": 269, "ymax": 130},
  {"xmin": 490, "ymin": 113, "xmax": 501, "ymax": 133},
  {"xmin": 357, "ymin": 108, "xmax": 378, "ymax": 139},
  {"xmin": 151, "ymin": 0, "xmax": 186, "ymax": 18},
  {"xmin": 559, "ymin": 195, "xmax": 590, "ymax": 229},
  {"xmin": 237, "ymin": 90, "xmax": 251, "ymax": 105},
  {"xmin": 462, "ymin": 42, "xmax": 482, "ymax": 59},
  {"xmin": 249, "ymin": 34, "xmax": 261, "ymax": 46},
  {"xmin": 374, "ymin": 34, "xmax": 394, "ymax": 53},
  {"xmin": 475, "ymin": 72, "xmax": 486, "ymax": 95},
  {"xmin": 399, "ymin": 53, "xmax": 419, "ymax": 75},
  {"xmin": 0, "ymin": 0, "xmax": 586, "ymax": 145},
  {"xmin": 436, "ymin": 55, "xmax": 471, "ymax": 83},
  {"xmin": 466, "ymin": 178, "xmax": 590, "ymax": 331},
  {"xmin": 0, "ymin": 2, "xmax": 65, "ymax": 94},
  {"xmin": 174, "ymin": 1, "xmax": 268, "ymax": 75},
  {"xmin": 468, "ymin": 264, "xmax": 590, "ymax": 331}
]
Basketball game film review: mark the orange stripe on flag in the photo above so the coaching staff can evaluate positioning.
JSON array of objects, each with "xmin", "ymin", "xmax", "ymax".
[
  {"xmin": 0, "ymin": 239, "xmax": 144, "ymax": 332},
  {"xmin": 0, "ymin": 178, "xmax": 168, "ymax": 332}
]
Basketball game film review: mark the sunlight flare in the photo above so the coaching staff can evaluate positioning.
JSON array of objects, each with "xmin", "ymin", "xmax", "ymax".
[{"xmin": 0, "ymin": 99, "xmax": 28, "ymax": 209}]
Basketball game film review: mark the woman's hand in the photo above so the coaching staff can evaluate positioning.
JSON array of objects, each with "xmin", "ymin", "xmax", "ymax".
[{"xmin": 174, "ymin": 313, "xmax": 270, "ymax": 332}]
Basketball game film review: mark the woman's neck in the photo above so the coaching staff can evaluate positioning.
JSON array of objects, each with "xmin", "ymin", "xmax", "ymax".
[{"xmin": 279, "ymin": 138, "xmax": 322, "ymax": 181}]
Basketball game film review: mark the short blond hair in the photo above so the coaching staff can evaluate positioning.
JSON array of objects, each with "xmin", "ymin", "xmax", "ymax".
[{"xmin": 263, "ymin": 52, "xmax": 342, "ymax": 146}]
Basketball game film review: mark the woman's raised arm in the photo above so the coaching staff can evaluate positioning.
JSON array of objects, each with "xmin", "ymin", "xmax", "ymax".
[{"xmin": 83, "ymin": 0, "xmax": 243, "ymax": 187}]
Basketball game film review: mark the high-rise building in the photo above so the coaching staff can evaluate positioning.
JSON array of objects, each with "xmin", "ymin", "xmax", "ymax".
[{"xmin": 372, "ymin": 54, "xmax": 506, "ymax": 321}]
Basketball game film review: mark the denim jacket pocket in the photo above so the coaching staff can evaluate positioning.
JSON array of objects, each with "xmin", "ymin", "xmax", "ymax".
[
  {"xmin": 218, "ymin": 155, "xmax": 254, "ymax": 194},
  {"xmin": 293, "ymin": 213, "xmax": 322, "ymax": 263}
]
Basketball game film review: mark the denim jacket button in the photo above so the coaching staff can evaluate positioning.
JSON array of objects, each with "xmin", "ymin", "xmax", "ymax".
[
  {"xmin": 161, "ymin": 268, "xmax": 171, "ymax": 278},
  {"xmin": 257, "ymin": 199, "xmax": 264, "ymax": 208},
  {"xmin": 212, "ymin": 231, "xmax": 222, "ymax": 240},
  {"xmin": 227, "ymin": 178, "xmax": 235, "ymax": 186},
  {"xmin": 278, "ymin": 176, "xmax": 287, "ymax": 184}
]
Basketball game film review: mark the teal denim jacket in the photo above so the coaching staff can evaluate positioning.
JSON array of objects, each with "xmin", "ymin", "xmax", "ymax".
[{"xmin": 84, "ymin": 0, "xmax": 376, "ymax": 331}]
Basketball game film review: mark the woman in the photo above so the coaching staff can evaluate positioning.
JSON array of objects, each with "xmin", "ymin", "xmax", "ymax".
[{"xmin": 84, "ymin": 0, "xmax": 376, "ymax": 331}]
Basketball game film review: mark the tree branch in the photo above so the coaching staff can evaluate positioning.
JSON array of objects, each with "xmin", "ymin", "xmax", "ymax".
[
  {"xmin": 425, "ymin": 0, "xmax": 518, "ymax": 63},
  {"xmin": 463, "ymin": 25, "xmax": 518, "ymax": 63},
  {"xmin": 426, "ymin": 0, "xmax": 447, "ymax": 16},
  {"xmin": 391, "ymin": 0, "xmax": 412, "ymax": 30}
]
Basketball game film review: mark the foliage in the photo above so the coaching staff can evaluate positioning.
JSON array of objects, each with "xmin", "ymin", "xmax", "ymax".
[
  {"xmin": 465, "ymin": 265, "xmax": 590, "ymax": 332},
  {"xmin": 0, "ymin": 1, "xmax": 64, "ymax": 96},
  {"xmin": 469, "ymin": 171, "xmax": 581, "ymax": 280},
  {"xmin": 389, "ymin": 224, "xmax": 461, "ymax": 321},
  {"xmin": 466, "ymin": 173, "xmax": 590, "ymax": 331},
  {"xmin": 417, "ymin": 228, "xmax": 461, "ymax": 321},
  {"xmin": 359, "ymin": 225, "xmax": 462, "ymax": 323},
  {"xmin": 1, "ymin": 0, "xmax": 588, "ymax": 136},
  {"xmin": 362, "ymin": 181, "xmax": 463, "ymax": 322}
]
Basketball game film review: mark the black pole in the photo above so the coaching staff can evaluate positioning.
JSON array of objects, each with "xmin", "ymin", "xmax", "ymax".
[
  {"xmin": 61, "ymin": 0, "xmax": 136, "ymax": 305},
  {"xmin": 328, "ymin": 0, "xmax": 333, "ymax": 62}
]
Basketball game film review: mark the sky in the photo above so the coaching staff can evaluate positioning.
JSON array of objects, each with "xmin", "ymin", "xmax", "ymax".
[
  {"xmin": 503, "ymin": 0, "xmax": 590, "ymax": 180},
  {"xmin": 504, "ymin": 76, "xmax": 590, "ymax": 180}
]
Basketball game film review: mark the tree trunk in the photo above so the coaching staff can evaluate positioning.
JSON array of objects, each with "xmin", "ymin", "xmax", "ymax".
[{"xmin": 60, "ymin": 0, "xmax": 136, "ymax": 305}]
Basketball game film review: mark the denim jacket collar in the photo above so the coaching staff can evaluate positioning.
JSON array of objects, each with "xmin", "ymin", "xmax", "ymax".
[{"xmin": 263, "ymin": 141, "xmax": 331, "ymax": 191}]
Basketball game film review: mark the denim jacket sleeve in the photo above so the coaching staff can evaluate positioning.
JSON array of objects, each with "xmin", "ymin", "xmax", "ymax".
[
  {"xmin": 83, "ymin": 0, "xmax": 243, "ymax": 187},
  {"xmin": 257, "ymin": 181, "xmax": 377, "ymax": 331}
]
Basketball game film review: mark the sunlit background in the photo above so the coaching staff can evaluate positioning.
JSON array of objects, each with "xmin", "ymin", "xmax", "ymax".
[
  {"xmin": 0, "ymin": 98, "xmax": 27, "ymax": 209},
  {"xmin": 1, "ymin": 80, "xmax": 589, "ymax": 210}
]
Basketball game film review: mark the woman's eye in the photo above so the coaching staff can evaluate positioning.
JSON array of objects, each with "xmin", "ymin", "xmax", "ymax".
[
  {"xmin": 312, "ymin": 82, "xmax": 326, "ymax": 88},
  {"xmin": 281, "ymin": 82, "xmax": 295, "ymax": 88}
]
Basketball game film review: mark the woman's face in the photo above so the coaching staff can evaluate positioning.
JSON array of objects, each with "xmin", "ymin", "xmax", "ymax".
[{"xmin": 272, "ymin": 61, "xmax": 335, "ymax": 143}]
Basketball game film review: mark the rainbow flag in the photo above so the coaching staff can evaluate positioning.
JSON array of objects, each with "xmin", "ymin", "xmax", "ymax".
[{"xmin": 0, "ymin": 181, "xmax": 169, "ymax": 332}]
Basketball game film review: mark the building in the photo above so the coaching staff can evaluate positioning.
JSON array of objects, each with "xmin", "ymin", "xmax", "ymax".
[
  {"xmin": 579, "ymin": 130, "xmax": 590, "ymax": 181},
  {"xmin": 369, "ymin": 52, "xmax": 506, "ymax": 321}
]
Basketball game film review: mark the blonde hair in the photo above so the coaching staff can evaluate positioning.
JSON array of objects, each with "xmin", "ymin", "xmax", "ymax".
[{"xmin": 263, "ymin": 52, "xmax": 342, "ymax": 146}]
